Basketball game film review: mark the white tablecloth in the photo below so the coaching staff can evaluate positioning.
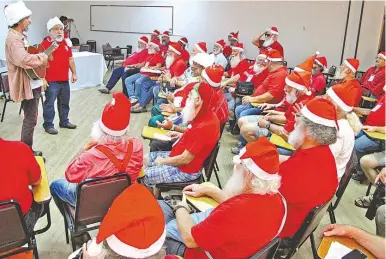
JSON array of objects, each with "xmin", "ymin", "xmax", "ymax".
[{"xmin": 69, "ymin": 52, "xmax": 107, "ymax": 91}]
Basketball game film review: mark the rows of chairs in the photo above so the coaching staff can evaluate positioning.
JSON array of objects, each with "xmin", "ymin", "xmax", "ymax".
[{"xmin": 102, "ymin": 43, "xmax": 133, "ymax": 70}]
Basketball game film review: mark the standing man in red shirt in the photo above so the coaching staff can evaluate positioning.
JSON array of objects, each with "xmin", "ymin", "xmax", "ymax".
[
  {"xmin": 0, "ymin": 138, "xmax": 43, "ymax": 233},
  {"xmin": 279, "ymin": 98, "xmax": 339, "ymax": 238},
  {"xmin": 252, "ymin": 27, "xmax": 284, "ymax": 57},
  {"xmin": 360, "ymin": 52, "xmax": 385, "ymax": 98},
  {"xmin": 312, "ymin": 56, "xmax": 328, "ymax": 95},
  {"xmin": 143, "ymin": 83, "xmax": 219, "ymax": 186},
  {"xmin": 41, "ymin": 17, "xmax": 77, "ymax": 135}
]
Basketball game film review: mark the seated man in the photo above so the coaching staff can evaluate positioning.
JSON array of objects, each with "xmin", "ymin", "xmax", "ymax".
[
  {"xmin": 131, "ymin": 42, "xmax": 187, "ymax": 113},
  {"xmin": 50, "ymin": 93, "xmax": 143, "ymax": 226},
  {"xmin": 312, "ymin": 56, "xmax": 328, "ymax": 95},
  {"xmin": 352, "ymin": 91, "xmax": 385, "ymax": 182},
  {"xmin": 159, "ymin": 138, "xmax": 287, "ymax": 258},
  {"xmin": 143, "ymin": 83, "xmax": 219, "ymax": 186},
  {"xmin": 178, "ymin": 37, "xmax": 190, "ymax": 63},
  {"xmin": 279, "ymin": 98, "xmax": 339, "ymax": 239},
  {"xmin": 76, "ymin": 185, "xmax": 169, "ymax": 259},
  {"xmin": 0, "ymin": 138, "xmax": 42, "ymax": 233},
  {"xmin": 98, "ymin": 36, "xmax": 149, "ymax": 95},
  {"xmin": 160, "ymin": 31, "xmax": 171, "ymax": 56},
  {"xmin": 125, "ymin": 39, "xmax": 164, "ymax": 104},
  {"xmin": 252, "ymin": 26, "xmax": 284, "ymax": 57},
  {"xmin": 233, "ymin": 71, "xmax": 311, "ymax": 155},
  {"xmin": 235, "ymin": 49, "xmax": 286, "ymax": 122},
  {"xmin": 336, "ymin": 58, "xmax": 362, "ymax": 103},
  {"xmin": 223, "ymin": 31, "xmax": 238, "ymax": 58},
  {"xmin": 212, "ymin": 39, "xmax": 228, "ymax": 69},
  {"xmin": 360, "ymin": 51, "xmax": 385, "ymax": 98},
  {"xmin": 326, "ymin": 82, "xmax": 363, "ymax": 180}
]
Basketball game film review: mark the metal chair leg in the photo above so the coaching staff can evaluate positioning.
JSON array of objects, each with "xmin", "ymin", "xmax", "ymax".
[
  {"xmin": 328, "ymin": 207, "xmax": 336, "ymax": 224},
  {"xmin": 1, "ymin": 100, "xmax": 7, "ymax": 122},
  {"xmin": 70, "ymin": 233, "xmax": 76, "ymax": 251},
  {"xmin": 365, "ymin": 183, "xmax": 372, "ymax": 196},
  {"xmin": 310, "ymin": 232, "xmax": 318, "ymax": 259},
  {"xmin": 19, "ymin": 103, "xmax": 23, "ymax": 115},
  {"xmin": 64, "ymin": 218, "xmax": 69, "ymax": 244},
  {"xmin": 214, "ymin": 169, "xmax": 222, "ymax": 189},
  {"xmin": 214, "ymin": 161, "xmax": 219, "ymax": 172}
]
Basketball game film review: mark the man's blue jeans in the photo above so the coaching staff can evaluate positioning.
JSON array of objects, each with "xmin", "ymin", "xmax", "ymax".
[
  {"xmin": 43, "ymin": 81, "xmax": 70, "ymax": 129},
  {"xmin": 125, "ymin": 73, "xmax": 148, "ymax": 98},
  {"xmin": 105, "ymin": 67, "xmax": 140, "ymax": 96},
  {"xmin": 235, "ymin": 103, "xmax": 262, "ymax": 120},
  {"xmin": 355, "ymin": 131, "xmax": 383, "ymax": 161},
  {"xmin": 138, "ymin": 80, "xmax": 158, "ymax": 107},
  {"xmin": 50, "ymin": 179, "xmax": 77, "ymax": 228},
  {"xmin": 153, "ymin": 84, "xmax": 168, "ymax": 105}
]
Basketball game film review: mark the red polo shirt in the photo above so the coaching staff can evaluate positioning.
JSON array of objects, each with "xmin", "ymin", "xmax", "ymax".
[
  {"xmin": 211, "ymin": 88, "xmax": 229, "ymax": 126},
  {"xmin": 186, "ymin": 193, "xmax": 285, "ymax": 259},
  {"xmin": 173, "ymin": 82, "xmax": 196, "ymax": 107},
  {"xmin": 253, "ymin": 66, "xmax": 288, "ymax": 103},
  {"xmin": 279, "ymin": 146, "xmax": 338, "ymax": 238},
  {"xmin": 140, "ymin": 53, "xmax": 164, "ymax": 76},
  {"xmin": 160, "ymin": 42, "xmax": 170, "ymax": 57},
  {"xmin": 360, "ymin": 66, "xmax": 386, "ymax": 98},
  {"xmin": 228, "ymin": 59, "xmax": 250, "ymax": 81},
  {"xmin": 41, "ymin": 38, "xmax": 72, "ymax": 82},
  {"xmin": 252, "ymin": 68, "xmax": 270, "ymax": 90},
  {"xmin": 223, "ymin": 45, "xmax": 232, "ymax": 57},
  {"xmin": 168, "ymin": 57, "xmax": 187, "ymax": 78},
  {"xmin": 260, "ymin": 41, "xmax": 284, "ymax": 57},
  {"xmin": 123, "ymin": 49, "xmax": 148, "ymax": 67},
  {"xmin": 283, "ymin": 95, "xmax": 314, "ymax": 132},
  {"xmin": 169, "ymin": 110, "xmax": 220, "ymax": 173},
  {"xmin": 365, "ymin": 94, "xmax": 385, "ymax": 126},
  {"xmin": 311, "ymin": 73, "xmax": 326, "ymax": 95},
  {"xmin": 181, "ymin": 49, "xmax": 190, "ymax": 63},
  {"xmin": 0, "ymin": 138, "xmax": 41, "ymax": 215}
]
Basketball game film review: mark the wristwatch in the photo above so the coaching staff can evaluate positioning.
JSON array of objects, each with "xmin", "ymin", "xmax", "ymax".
[{"xmin": 173, "ymin": 205, "xmax": 189, "ymax": 214}]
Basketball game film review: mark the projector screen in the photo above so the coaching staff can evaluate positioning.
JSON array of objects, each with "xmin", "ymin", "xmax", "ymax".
[{"xmin": 90, "ymin": 5, "xmax": 174, "ymax": 34}]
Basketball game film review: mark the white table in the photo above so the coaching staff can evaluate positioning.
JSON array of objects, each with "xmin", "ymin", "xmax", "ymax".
[{"xmin": 69, "ymin": 52, "xmax": 107, "ymax": 91}]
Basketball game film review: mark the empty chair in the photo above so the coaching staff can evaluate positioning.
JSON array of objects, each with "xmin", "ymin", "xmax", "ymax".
[
  {"xmin": 86, "ymin": 40, "xmax": 96, "ymax": 52},
  {"xmin": 70, "ymin": 38, "xmax": 80, "ymax": 47},
  {"xmin": 102, "ymin": 43, "xmax": 125, "ymax": 70},
  {"xmin": 0, "ymin": 73, "xmax": 12, "ymax": 122},
  {"xmin": 79, "ymin": 44, "xmax": 91, "ymax": 52}
]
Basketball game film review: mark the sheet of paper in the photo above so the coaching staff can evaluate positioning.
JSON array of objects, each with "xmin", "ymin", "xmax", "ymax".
[
  {"xmin": 154, "ymin": 133, "xmax": 171, "ymax": 141},
  {"xmin": 141, "ymin": 68, "xmax": 162, "ymax": 74},
  {"xmin": 324, "ymin": 241, "xmax": 353, "ymax": 259}
]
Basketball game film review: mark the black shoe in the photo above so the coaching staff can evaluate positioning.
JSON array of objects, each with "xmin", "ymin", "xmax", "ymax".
[
  {"xmin": 226, "ymin": 121, "xmax": 235, "ymax": 132},
  {"xmin": 352, "ymin": 172, "xmax": 367, "ymax": 182},
  {"xmin": 98, "ymin": 88, "xmax": 110, "ymax": 94},
  {"xmin": 231, "ymin": 126, "xmax": 240, "ymax": 135},
  {"xmin": 33, "ymin": 151, "xmax": 43, "ymax": 156},
  {"xmin": 45, "ymin": 127, "xmax": 58, "ymax": 135},
  {"xmin": 60, "ymin": 123, "xmax": 77, "ymax": 129},
  {"xmin": 73, "ymin": 232, "xmax": 91, "ymax": 249}
]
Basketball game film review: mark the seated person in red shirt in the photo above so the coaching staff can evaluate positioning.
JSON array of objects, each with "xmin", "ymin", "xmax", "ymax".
[
  {"xmin": 160, "ymin": 31, "xmax": 171, "ymax": 57},
  {"xmin": 335, "ymin": 58, "xmax": 362, "ymax": 103},
  {"xmin": 98, "ymin": 36, "xmax": 149, "ymax": 95},
  {"xmin": 311, "ymin": 56, "xmax": 328, "ymax": 95},
  {"xmin": 143, "ymin": 83, "xmax": 219, "ymax": 186},
  {"xmin": 0, "ymin": 138, "xmax": 43, "ymax": 233},
  {"xmin": 178, "ymin": 37, "xmax": 190, "ymax": 64},
  {"xmin": 223, "ymin": 31, "xmax": 238, "ymax": 58},
  {"xmin": 50, "ymin": 94, "xmax": 143, "ymax": 230},
  {"xmin": 234, "ymin": 71, "xmax": 312, "ymax": 155},
  {"xmin": 252, "ymin": 27, "xmax": 284, "ymax": 57},
  {"xmin": 158, "ymin": 138, "xmax": 286, "ymax": 259},
  {"xmin": 279, "ymin": 98, "xmax": 338, "ymax": 240},
  {"xmin": 360, "ymin": 52, "xmax": 385, "ymax": 98}
]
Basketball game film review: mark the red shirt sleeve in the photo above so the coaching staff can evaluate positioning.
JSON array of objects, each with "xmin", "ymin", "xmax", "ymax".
[
  {"xmin": 21, "ymin": 144, "xmax": 41, "ymax": 185},
  {"xmin": 171, "ymin": 60, "xmax": 187, "ymax": 77},
  {"xmin": 311, "ymin": 74, "xmax": 326, "ymax": 94},
  {"xmin": 267, "ymin": 72, "xmax": 286, "ymax": 99},
  {"xmin": 359, "ymin": 68, "xmax": 371, "ymax": 85},
  {"xmin": 65, "ymin": 151, "xmax": 94, "ymax": 183}
]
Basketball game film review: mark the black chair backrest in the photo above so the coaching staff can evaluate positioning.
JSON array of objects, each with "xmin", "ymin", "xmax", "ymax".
[
  {"xmin": 336, "ymin": 152, "xmax": 355, "ymax": 198},
  {"xmin": 102, "ymin": 43, "xmax": 113, "ymax": 55},
  {"xmin": 327, "ymin": 66, "xmax": 337, "ymax": 77},
  {"xmin": 0, "ymin": 73, "xmax": 10, "ymax": 94},
  {"xmin": 283, "ymin": 61, "xmax": 288, "ymax": 67},
  {"xmin": 203, "ymin": 142, "xmax": 220, "ymax": 179},
  {"xmin": 355, "ymin": 71, "xmax": 365, "ymax": 80},
  {"xmin": 70, "ymin": 37, "xmax": 80, "ymax": 46},
  {"xmin": 0, "ymin": 201, "xmax": 30, "ymax": 253},
  {"xmin": 86, "ymin": 40, "xmax": 96, "ymax": 52},
  {"xmin": 113, "ymin": 46, "xmax": 123, "ymax": 56},
  {"xmin": 79, "ymin": 44, "xmax": 91, "ymax": 52},
  {"xmin": 74, "ymin": 173, "xmax": 130, "ymax": 227},
  {"xmin": 126, "ymin": 45, "xmax": 133, "ymax": 55},
  {"xmin": 249, "ymin": 238, "xmax": 281, "ymax": 259}
]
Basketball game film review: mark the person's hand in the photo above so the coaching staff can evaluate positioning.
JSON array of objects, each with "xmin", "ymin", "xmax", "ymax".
[
  {"xmin": 361, "ymin": 125, "xmax": 376, "ymax": 132},
  {"xmin": 167, "ymin": 131, "xmax": 182, "ymax": 139},
  {"xmin": 320, "ymin": 224, "xmax": 353, "ymax": 238},
  {"xmin": 375, "ymin": 168, "xmax": 386, "ymax": 184},
  {"xmin": 41, "ymin": 78, "xmax": 49, "ymax": 91},
  {"xmin": 228, "ymin": 87, "xmax": 235, "ymax": 93},
  {"xmin": 258, "ymin": 119, "xmax": 268, "ymax": 128},
  {"xmin": 242, "ymin": 96, "xmax": 252, "ymax": 105},
  {"xmin": 170, "ymin": 77, "xmax": 178, "ymax": 87},
  {"xmin": 263, "ymin": 115, "xmax": 270, "ymax": 121},
  {"xmin": 166, "ymin": 92, "xmax": 175, "ymax": 102},
  {"xmin": 163, "ymin": 71, "xmax": 172, "ymax": 82},
  {"xmin": 154, "ymin": 157, "xmax": 166, "ymax": 166},
  {"xmin": 220, "ymin": 80, "xmax": 229, "ymax": 89},
  {"xmin": 160, "ymin": 103, "xmax": 176, "ymax": 113},
  {"xmin": 183, "ymin": 184, "xmax": 208, "ymax": 198},
  {"xmin": 71, "ymin": 74, "xmax": 78, "ymax": 83},
  {"xmin": 291, "ymin": 103, "xmax": 304, "ymax": 117},
  {"xmin": 156, "ymin": 119, "xmax": 173, "ymax": 130},
  {"xmin": 176, "ymin": 196, "xmax": 191, "ymax": 213}
]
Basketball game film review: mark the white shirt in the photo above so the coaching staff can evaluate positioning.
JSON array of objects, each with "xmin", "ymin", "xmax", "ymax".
[
  {"xmin": 329, "ymin": 119, "xmax": 355, "ymax": 180},
  {"xmin": 30, "ymin": 79, "xmax": 42, "ymax": 89},
  {"xmin": 213, "ymin": 53, "xmax": 228, "ymax": 69}
]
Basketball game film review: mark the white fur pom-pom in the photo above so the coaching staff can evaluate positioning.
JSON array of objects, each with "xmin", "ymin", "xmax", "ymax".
[
  {"xmin": 316, "ymin": 51, "xmax": 320, "ymax": 55},
  {"xmin": 87, "ymin": 238, "xmax": 103, "ymax": 257}
]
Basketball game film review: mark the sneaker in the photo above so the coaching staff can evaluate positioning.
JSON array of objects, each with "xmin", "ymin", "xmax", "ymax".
[
  {"xmin": 231, "ymin": 145, "xmax": 243, "ymax": 155},
  {"xmin": 131, "ymin": 107, "xmax": 147, "ymax": 113},
  {"xmin": 129, "ymin": 96, "xmax": 139, "ymax": 105},
  {"xmin": 45, "ymin": 127, "xmax": 58, "ymax": 135},
  {"xmin": 98, "ymin": 87, "xmax": 110, "ymax": 94},
  {"xmin": 60, "ymin": 123, "xmax": 77, "ymax": 129},
  {"xmin": 352, "ymin": 172, "xmax": 367, "ymax": 182},
  {"xmin": 33, "ymin": 151, "xmax": 43, "ymax": 156}
]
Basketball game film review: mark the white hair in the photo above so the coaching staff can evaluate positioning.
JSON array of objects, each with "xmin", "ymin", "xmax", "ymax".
[{"xmin": 90, "ymin": 121, "xmax": 130, "ymax": 144}]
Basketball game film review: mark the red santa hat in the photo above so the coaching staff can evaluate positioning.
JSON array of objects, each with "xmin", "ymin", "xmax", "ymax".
[
  {"xmin": 267, "ymin": 26, "xmax": 279, "ymax": 35},
  {"xmin": 4, "ymin": 1, "xmax": 32, "ymax": 27},
  {"xmin": 148, "ymin": 39, "xmax": 161, "ymax": 50},
  {"xmin": 257, "ymin": 49, "xmax": 269, "ymax": 59},
  {"xmin": 231, "ymin": 42, "xmax": 244, "ymax": 52},
  {"xmin": 214, "ymin": 39, "xmax": 226, "ymax": 50},
  {"xmin": 99, "ymin": 93, "xmax": 131, "ymax": 136},
  {"xmin": 229, "ymin": 31, "xmax": 239, "ymax": 41},
  {"xmin": 138, "ymin": 36, "xmax": 149, "ymax": 45},
  {"xmin": 168, "ymin": 42, "xmax": 182, "ymax": 55},
  {"xmin": 315, "ymin": 56, "xmax": 328, "ymax": 70},
  {"xmin": 378, "ymin": 51, "xmax": 386, "ymax": 60},
  {"xmin": 178, "ymin": 37, "xmax": 188, "ymax": 46},
  {"xmin": 152, "ymin": 29, "xmax": 160, "ymax": 36},
  {"xmin": 344, "ymin": 58, "xmax": 360, "ymax": 73},
  {"xmin": 161, "ymin": 31, "xmax": 170, "ymax": 38},
  {"xmin": 201, "ymin": 65, "xmax": 224, "ymax": 88},
  {"xmin": 294, "ymin": 51, "xmax": 319, "ymax": 73},
  {"xmin": 87, "ymin": 184, "xmax": 165, "ymax": 258},
  {"xmin": 195, "ymin": 42, "xmax": 207, "ymax": 53},
  {"xmin": 285, "ymin": 71, "xmax": 312, "ymax": 96},
  {"xmin": 301, "ymin": 98, "xmax": 339, "ymax": 130},
  {"xmin": 326, "ymin": 82, "xmax": 362, "ymax": 112},
  {"xmin": 267, "ymin": 49, "xmax": 283, "ymax": 62},
  {"xmin": 233, "ymin": 137, "xmax": 280, "ymax": 181}
]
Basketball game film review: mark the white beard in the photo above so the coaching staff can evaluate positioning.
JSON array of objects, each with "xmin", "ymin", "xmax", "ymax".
[
  {"xmin": 253, "ymin": 64, "xmax": 265, "ymax": 74},
  {"xmin": 165, "ymin": 55, "xmax": 175, "ymax": 69},
  {"xmin": 285, "ymin": 92, "xmax": 297, "ymax": 104},
  {"xmin": 53, "ymin": 35, "xmax": 64, "ymax": 42},
  {"xmin": 338, "ymin": 69, "xmax": 348, "ymax": 79},
  {"xmin": 288, "ymin": 123, "xmax": 305, "ymax": 149},
  {"xmin": 223, "ymin": 165, "xmax": 247, "ymax": 198},
  {"xmin": 182, "ymin": 97, "xmax": 198, "ymax": 124},
  {"xmin": 148, "ymin": 48, "xmax": 156, "ymax": 54},
  {"xmin": 90, "ymin": 121, "xmax": 105, "ymax": 142},
  {"xmin": 262, "ymin": 37, "xmax": 274, "ymax": 47},
  {"xmin": 230, "ymin": 55, "xmax": 241, "ymax": 68}
]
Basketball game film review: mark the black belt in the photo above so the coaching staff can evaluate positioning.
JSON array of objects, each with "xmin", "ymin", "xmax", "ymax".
[{"xmin": 48, "ymin": 81, "xmax": 68, "ymax": 84}]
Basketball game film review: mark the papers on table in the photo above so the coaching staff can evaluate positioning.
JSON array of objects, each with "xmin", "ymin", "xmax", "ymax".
[
  {"xmin": 141, "ymin": 68, "xmax": 162, "ymax": 74},
  {"xmin": 324, "ymin": 241, "xmax": 353, "ymax": 259},
  {"xmin": 154, "ymin": 133, "xmax": 172, "ymax": 141}
]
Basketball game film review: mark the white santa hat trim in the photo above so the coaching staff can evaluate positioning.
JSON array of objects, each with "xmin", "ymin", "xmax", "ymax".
[
  {"xmin": 47, "ymin": 17, "xmax": 64, "ymax": 32},
  {"xmin": 65, "ymin": 38, "xmax": 73, "ymax": 47},
  {"xmin": 294, "ymin": 67, "xmax": 305, "ymax": 72},
  {"xmin": 267, "ymin": 28, "xmax": 279, "ymax": 35},
  {"xmin": 344, "ymin": 59, "xmax": 356, "ymax": 73},
  {"xmin": 106, "ymin": 230, "xmax": 166, "ymax": 258},
  {"xmin": 162, "ymin": 33, "xmax": 170, "ymax": 38},
  {"xmin": 301, "ymin": 106, "xmax": 336, "ymax": 128},
  {"xmin": 315, "ymin": 59, "xmax": 327, "ymax": 69},
  {"xmin": 268, "ymin": 57, "xmax": 283, "ymax": 62},
  {"xmin": 378, "ymin": 53, "xmax": 386, "ymax": 60},
  {"xmin": 257, "ymin": 53, "xmax": 267, "ymax": 59},
  {"xmin": 195, "ymin": 43, "xmax": 205, "ymax": 53},
  {"xmin": 201, "ymin": 69, "xmax": 220, "ymax": 88},
  {"xmin": 99, "ymin": 120, "xmax": 129, "ymax": 137},
  {"xmin": 169, "ymin": 45, "xmax": 181, "ymax": 55},
  {"xmin": 148, "ymin": 42, "xmax": 160, "ymax": 50},
  {"xmin": 326, "ymin": 88, "xmax": 352, "ymax": 112},
  {"xmin": 285, "ymin": 77, "xmax": 310, "ymax": 95},
  {"xmin": 231, "ymin": 46, "xmax": 244, "ymax": 52},
  {"xmin": 4, "ymin": 1, "xmax": 32, "ymax": 27},
  {"xmin": 138, "ymin": 38, "xmax": 148, "ymax": 45}
]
